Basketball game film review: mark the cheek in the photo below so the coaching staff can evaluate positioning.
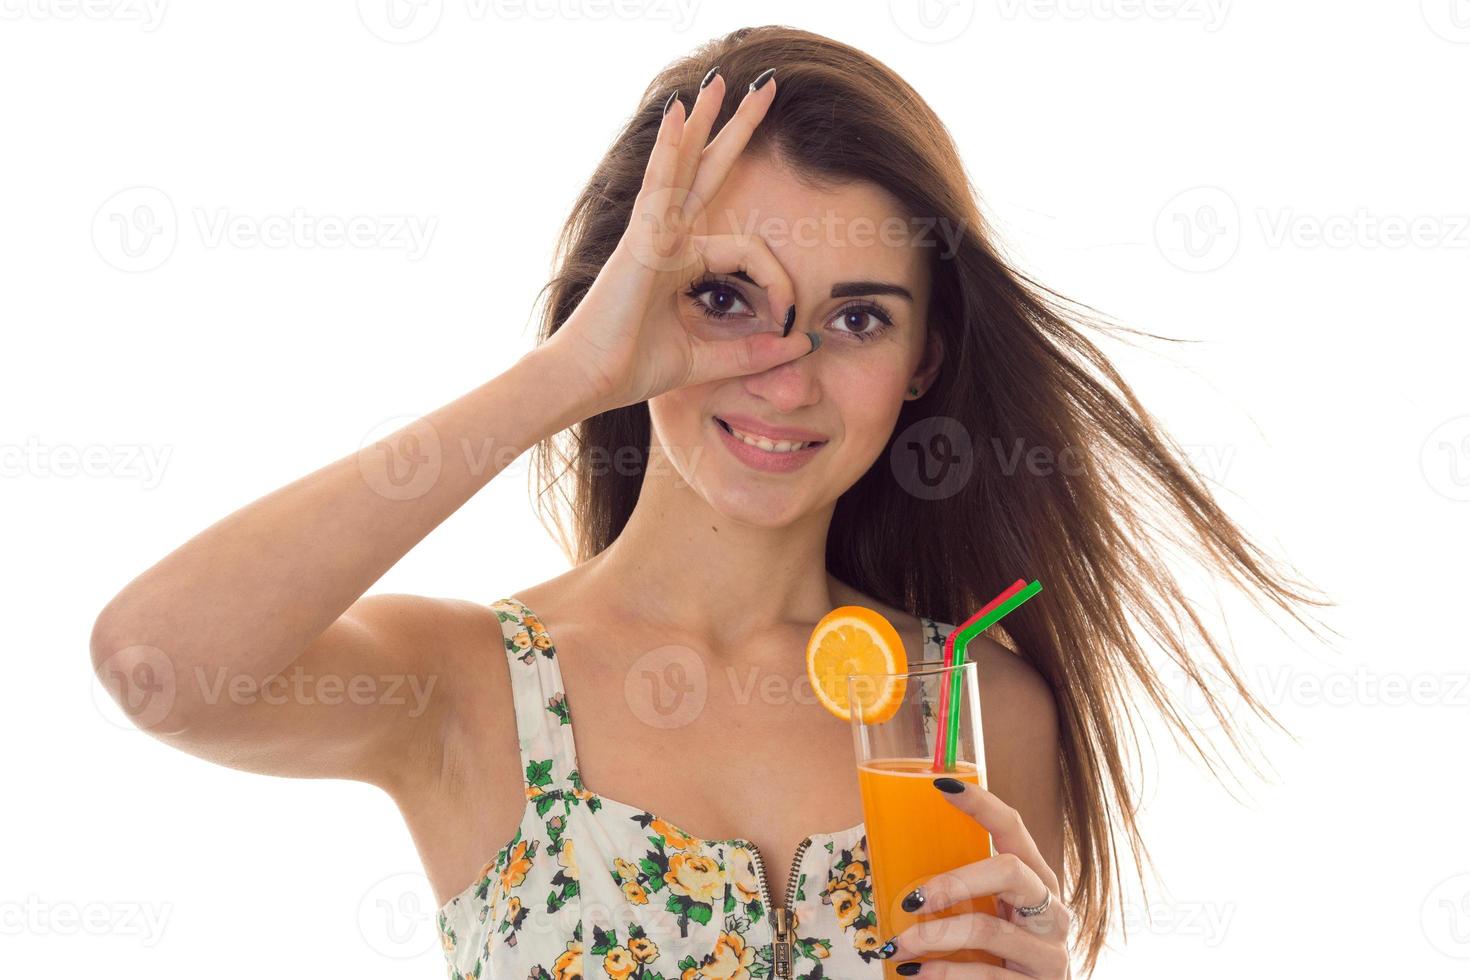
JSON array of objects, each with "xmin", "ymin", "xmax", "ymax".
[
  {"xmin": 822, "ymin": 363, "xmax": 907, "ymax": 452},
  {"xmin": 647, "ymin": 385, "xmax": 713, "ymax": 445}
]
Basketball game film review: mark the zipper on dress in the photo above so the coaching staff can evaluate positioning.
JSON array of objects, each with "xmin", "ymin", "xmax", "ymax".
[{"xmin": 747, "ymin": 837, "xmax": 813, "ymax": 980}]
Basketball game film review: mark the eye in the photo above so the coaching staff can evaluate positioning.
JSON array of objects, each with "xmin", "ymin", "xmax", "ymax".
[
  {"xmin": 829, "ymin": 302, "xmax": 895, "ymax": 343},
  {"xmin": 684, "ymin": 277, "xmax": 756, "ymax": 320}
]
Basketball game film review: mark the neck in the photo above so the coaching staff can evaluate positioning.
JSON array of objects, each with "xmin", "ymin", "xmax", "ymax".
[{"xmin": 581, "ymin": 455, "xmax": 841, "ymax": 641}]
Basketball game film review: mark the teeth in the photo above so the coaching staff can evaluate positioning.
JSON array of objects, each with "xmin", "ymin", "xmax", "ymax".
[{"xmin": 724, "ymin": 422, "xmax": 813, "ymax": 454}]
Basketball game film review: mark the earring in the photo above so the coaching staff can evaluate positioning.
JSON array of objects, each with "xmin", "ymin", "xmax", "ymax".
[{"xmin": 908, "ymin": 386, "xmax": 920, "ymax": 397}]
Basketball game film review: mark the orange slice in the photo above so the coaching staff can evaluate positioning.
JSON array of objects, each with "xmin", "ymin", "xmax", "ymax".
[{"xmin": 805, "ymin": 605, "xmax": 908, "ymax": 724}]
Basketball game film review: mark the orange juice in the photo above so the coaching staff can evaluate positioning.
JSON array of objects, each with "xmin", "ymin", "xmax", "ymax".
[{"xmin": 857, "ymin": 757, "xmax": 1002, "ymax": 973}]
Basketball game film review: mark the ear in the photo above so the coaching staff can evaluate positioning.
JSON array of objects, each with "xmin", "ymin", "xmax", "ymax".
[{"xmin": 906, "ymin": 328, "xmax": 945, "ymax": 399}]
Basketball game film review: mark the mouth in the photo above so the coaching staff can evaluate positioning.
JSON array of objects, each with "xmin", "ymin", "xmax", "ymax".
[{"xmin": 714, "ymin": 416, "xmax": 828, "ymax": 454}]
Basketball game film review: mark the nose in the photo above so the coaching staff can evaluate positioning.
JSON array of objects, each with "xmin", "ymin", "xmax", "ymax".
[{"xmin": 738, "ymin": 336, "xmax": 822, "ymax": 412}]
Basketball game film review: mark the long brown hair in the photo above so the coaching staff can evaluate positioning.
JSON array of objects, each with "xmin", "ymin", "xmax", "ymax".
[{"xmin": 529, "ymin": 25, "xmax": 1336, "ymax": 976}]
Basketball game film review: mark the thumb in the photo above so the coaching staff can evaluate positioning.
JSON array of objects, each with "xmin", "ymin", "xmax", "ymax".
[{"xmin": 688, "ymin": 329, "xmax": 821, "ymax": 386}]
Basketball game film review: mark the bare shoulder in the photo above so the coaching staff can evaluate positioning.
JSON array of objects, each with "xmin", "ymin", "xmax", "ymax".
[{"xmin": 344, "ymin": 593, "xmax": 515, "ymax": 790}]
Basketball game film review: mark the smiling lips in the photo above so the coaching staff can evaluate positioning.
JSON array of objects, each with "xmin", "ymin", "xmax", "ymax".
[
  {"xmin": 713, "ymin": 414, "xmax": 828, "ymax": 473},
  {"xmin": 714, "ymin": 414, "xmax": 827, "ymax": 451}
]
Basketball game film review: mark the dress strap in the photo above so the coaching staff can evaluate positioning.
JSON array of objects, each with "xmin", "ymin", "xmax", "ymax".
[{"xmin": 489, "ymin": 597, "xmax": 581, "ymax": 794}]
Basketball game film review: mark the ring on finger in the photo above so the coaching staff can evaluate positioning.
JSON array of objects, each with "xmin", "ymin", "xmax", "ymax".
[{"xmin": 1013, "ymin": 888, "xmax": 1051, "ymax": 918}]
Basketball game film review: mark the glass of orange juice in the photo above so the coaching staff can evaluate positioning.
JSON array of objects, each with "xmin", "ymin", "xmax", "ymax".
[{"xmin": 849, "ymin": 659, "xmax": 1001, "ymax": 975}]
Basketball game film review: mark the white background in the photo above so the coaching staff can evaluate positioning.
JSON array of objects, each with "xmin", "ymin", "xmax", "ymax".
[{"xmin": 4, "ymin": 1, "xmax": 1468, "ymax": 977}]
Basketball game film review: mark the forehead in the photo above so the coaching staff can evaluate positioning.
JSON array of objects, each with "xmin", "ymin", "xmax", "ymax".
[{"xmin": 698, "ymin": 152, "xmax": 929, "ymax": 294}]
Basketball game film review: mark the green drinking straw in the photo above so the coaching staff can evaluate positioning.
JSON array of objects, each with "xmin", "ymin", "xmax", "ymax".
[{"xmin": 942, "ymin": 579, "xmax": 1043, "ymax": 771}]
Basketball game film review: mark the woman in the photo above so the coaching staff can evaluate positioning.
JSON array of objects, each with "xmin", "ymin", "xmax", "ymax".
[{"xmin": 91, "ymin": 26, "xmax": 1332, "ymax": 980}]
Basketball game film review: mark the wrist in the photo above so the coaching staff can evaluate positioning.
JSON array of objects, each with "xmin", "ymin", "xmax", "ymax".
[{"xmin": 518, "ymin": 337, "xmax": 620, "ymax": 427}]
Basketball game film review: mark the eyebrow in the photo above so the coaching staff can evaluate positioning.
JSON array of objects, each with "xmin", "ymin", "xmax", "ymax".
[{"xmin": 727, "ymin": 270, "xmax": 913, "ymax": 302}]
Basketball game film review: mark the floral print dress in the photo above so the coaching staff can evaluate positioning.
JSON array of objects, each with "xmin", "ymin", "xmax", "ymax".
[{"xmin": 437, "ymin": 597, "xmax": 956, "ymax": 980}]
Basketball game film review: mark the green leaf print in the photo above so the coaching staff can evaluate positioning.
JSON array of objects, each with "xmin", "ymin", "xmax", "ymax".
[
  {"xmin": 590, "ymin": 924, "xmax": 617, "ymax": 955},
  {"xmin": 526, "ymin": 759, "xmax": 553, "ymax": 788}
]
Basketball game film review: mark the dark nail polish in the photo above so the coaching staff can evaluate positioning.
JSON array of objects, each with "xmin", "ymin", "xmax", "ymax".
[
  {"xmin": 749, "ymin": 68, "xmax": 775, "ymax": 92},
  {"xmin": 782, "ymin": 305, "xmax": 796, "ymax": 336},
  {"xmin": 896, "ymin": 963, "xmax": 922, "ymax": 976},
  {"xmin": 700, "ymin": 66, "xmax": 719, "ymax": 90},
  {"xmin": 875, "ymin": 938, "xmax": 899, "ymax": 959},
  {"xmin": 804, "ymin": 331, "xmax": 821, "ymax": 355},
  {"xmin": 901, "ymin": 887, "xmax": 924, "ymax": 913},
  {"xmin": 663, "ymin": 90, "xmax": 679, "ymax": 115},
  {"xmin": 933, "ymin": 777, "xmax": 966, "ymax": 794}
]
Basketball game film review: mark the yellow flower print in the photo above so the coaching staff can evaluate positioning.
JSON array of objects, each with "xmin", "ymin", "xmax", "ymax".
[
  {"xmin": 552, "ymin": 939, "xmax": 583, "ymax": 980},
  {"xmin": 604, "ymin": 945, "xmax": 636, "ymax": 979},
  {"xmin": 664, "ymin": 852, "xmax": 723, "ymax": 904},
  {"xmin": 650, "ymin": 818, "xmax": 700, "ymax": 851},
  {"xmin": 841, "ymin": 861, "xmax": 866, "ymax": 884},
  {"xmin": 613, "ymin": 857, "xmax": 641, "ymax": 882},
  {"xmin": 812, "ymin": 941, "xmax": 831, "ymax": 959},
  {"xmin": 512, "ymin": 628, "xmax": 532, "ymax": 649},
  {"xmin": 501, "ymin": 839, "xmax": 534, "ymax": 892},
  {"xmin": 730, "ymin": 848, "xmax": 761, "ymax": 905},
  {"xmin": 700, "ymin": 930, "xmax": 756, "ymax": 980},
  {"xmin": 621, "ymin": 879, "xmax": 649, "ymax": 905},
  {"xmin": 440, "ymin": 928, "xmax": 456, "ymax": 955},
  {"xmin": 829, "ymin": 885, "xmax": 861, "ymax": 927},
  {"xmin": 852, "ymin": 927, "xmax": 880, "ymax": 953},
  {"xmin": 557, "ymin": 839, "xmax": 579, "ymax": 881},
  {"xmin": 532, "ymin": 631, "xmax": 554, "ymax": 650},
  {"xmin": 629, "ymin": 936, "xmax": 659, "ymax": 963},
  {"xmin": 505, "ymin": 895, "xmax": 522, "ymax": 920}
]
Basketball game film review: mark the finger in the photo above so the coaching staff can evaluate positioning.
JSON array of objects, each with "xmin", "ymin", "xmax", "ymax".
[
  {"xmin": 888, "ymin": 911, "xmax": 1069, "ymax": 978},
  {"xmin": 628, "ymin": 92, "xmax": 691, "ymax": 258},
  {"xmin": 686, "ymin": 70, "xmax": 777, "ymax": 221},
  {"xmin": 690, "ymin": 232, "xmax": 797, "ymax": 331},
  {"xmin": 934, "ymin": 779, "xmax": 1061, "ymax": 898},
  {"xmin": 912, "ymin": 853, "xmax": 1050, "ymax": 927},
  {"xmin": 667, "ymin": 72, "xmax": 725, "ymax": 202},
  {"xmin": 640, "ymin": 89, "xmax": 686, "ymax": 198},
  {"xmin": 910, "ymin": 855, "xmax": 1071, "ymax": 945},
  {"xmin": 892, "ymin": 960, "xmax": 1032, "ymax": 980},
  {"xmin": 684, "ymin": 328, "xmax": 820, "ymax": 388}
]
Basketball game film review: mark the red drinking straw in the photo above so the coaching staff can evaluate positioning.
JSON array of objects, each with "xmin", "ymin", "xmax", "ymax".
[{"xmin": 930, "ymin": 578, "xmax": 1030, "ymax": 771}]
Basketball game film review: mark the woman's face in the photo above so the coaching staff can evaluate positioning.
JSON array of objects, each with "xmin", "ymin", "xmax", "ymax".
[{"xmin": 647, "ymin": 152, "xmax": 943, "ymax": 528}]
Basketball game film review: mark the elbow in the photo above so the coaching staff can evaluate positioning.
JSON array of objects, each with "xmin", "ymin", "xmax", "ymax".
[{"xmin": 89, "ymin": 604, "xmax": 192, "ymax": 738}]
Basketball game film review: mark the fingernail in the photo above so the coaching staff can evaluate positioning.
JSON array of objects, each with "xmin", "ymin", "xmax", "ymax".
[
  {"xmin": 803, "ymin": 331, "xmax": 821, "ymax": 355},
  {"xmin": 896, "ymin": 963, "xmax": 922, "ymax": 976},
  {"xmin": 875, "ymin": 937, "xmax": 899, "ymax": 959},
  {"xmin": 749, "ymin": 68, "xmax": 775, "ymax": 92},
  {"xmin": 700, "ymin": 66, "xmax": 720, "ymax": 90},
  {"xmin": 663, "ymin": 90, "xmax": 679, "ymax": 115},
  {"xmin": 901, "ymin": 887, "xmax": 924, "ymax": 913},
  {"xmin": 933, "ymin": 777, "xmax": 966, "ymax": 794},
  {"xmin": 782, "ymin": 305, "xmax": 796, "ymax": 336}
]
